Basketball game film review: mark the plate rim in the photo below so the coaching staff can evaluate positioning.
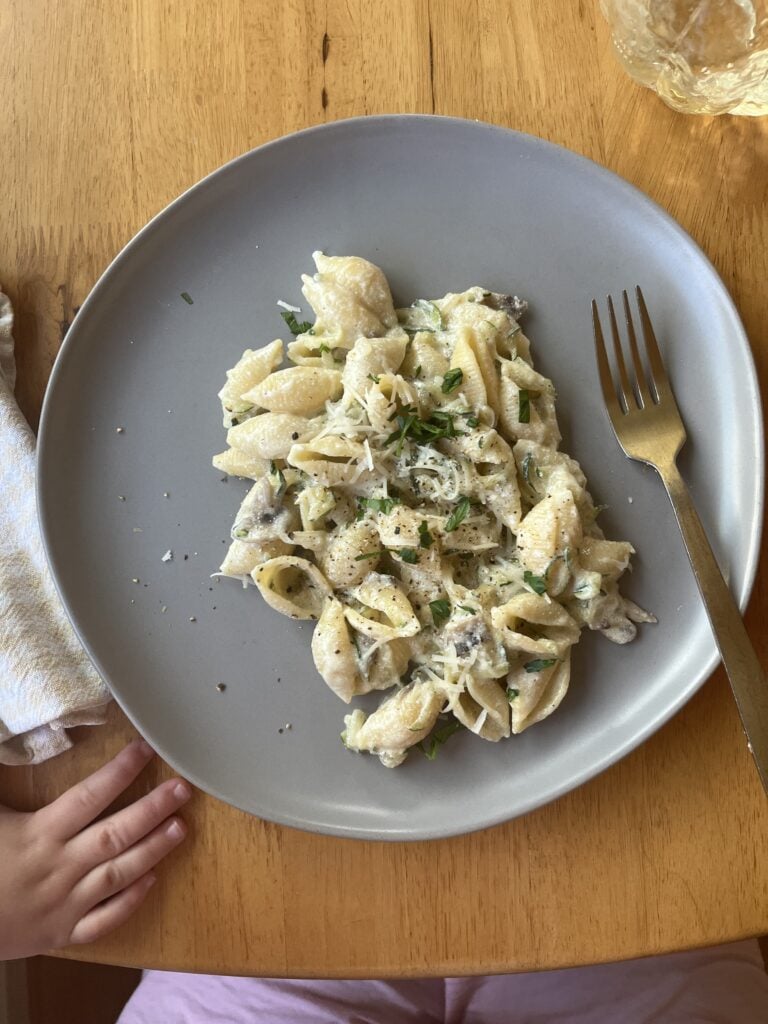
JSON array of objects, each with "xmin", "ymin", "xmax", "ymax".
[{"xmin": 36, "ymin": 114, "xmax": 765, "ymax": 840}]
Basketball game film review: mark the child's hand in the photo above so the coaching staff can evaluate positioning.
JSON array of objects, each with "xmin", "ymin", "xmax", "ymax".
[{"xmin": 0, "ymin": 739, "xmax": 191, "ymax": 960}]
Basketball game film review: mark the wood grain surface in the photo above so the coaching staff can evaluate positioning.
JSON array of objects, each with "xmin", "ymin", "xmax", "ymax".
[{"xmin": 1, "ymin": 0, "xmax": 766, "ymax": 976}]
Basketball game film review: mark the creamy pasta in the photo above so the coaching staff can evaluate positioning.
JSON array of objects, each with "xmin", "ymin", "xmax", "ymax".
[{"xmin": 213, "ymin": 253, "xmax": 654, "ymax": 767}]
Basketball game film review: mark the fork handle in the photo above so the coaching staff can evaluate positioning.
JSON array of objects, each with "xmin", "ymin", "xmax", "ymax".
[{"xmin": 661, "ymin": 461, "xmax": 768, "ymax": 792}]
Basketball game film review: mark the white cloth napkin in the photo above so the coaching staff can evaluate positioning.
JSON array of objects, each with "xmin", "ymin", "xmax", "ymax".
[{"xmin": 0, "ymin": 290, "xmax": 110, "ymax": 765}]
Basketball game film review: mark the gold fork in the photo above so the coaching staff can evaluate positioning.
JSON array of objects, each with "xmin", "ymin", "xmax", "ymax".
[{"xmin": 592, "ymin": 288, "xmax": 768, "ymax": 792}]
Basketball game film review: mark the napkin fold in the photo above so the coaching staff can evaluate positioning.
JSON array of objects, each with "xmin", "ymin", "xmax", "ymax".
[{"xmin": 0, "ymin": 290, "xmax": 110, "ymax": 765}]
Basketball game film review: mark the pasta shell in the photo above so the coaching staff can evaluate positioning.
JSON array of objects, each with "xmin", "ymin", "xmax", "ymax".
[
  {"xmin": 320, "ymin": 521, "xmax": 381, "ymax": 588},
  {"xmin": 252, "ymin": 556, "xmax": 332, "ymax": 620},
  {"xmin": 287, "ymin": 436, "xmax": 370, "ymax": 486},
  {"xmin": 499, "ymin": 365, "xmax": 562, "ymax": 447},
  {"xmin": 219, "ymin": 538, "xmax": 291, "ymax": 580},
  {"xmin": 227, "ymin": 413, "xmax": 316, "ymax": 460},
  {"xmin": 212, "ymin": 448, "xmax": 269, "ymax": 480},
  {"xmin": 399, "ymin": 333, "xmax": 449, "ymax": 379},
  {"xmin": 342, "ymin": 679, "xmax": 444, "ymax": 765},
  {"xmin": 515, "ymin": 488, "xmax": 582, "ymax": 588},
  {"xmin": 508, "ymin": 651, "xmax": 571, "ymax": 734},
  {"xmin": 344, "ymin": 572, "xmax": 421, "ymax": 640},
  {"xmin": 453, "ymin": 678, "xmax": 510, "ymax": 742},
  {"xmin": 449, "ymin": 328, "xmax": 487, "ymax": 409},
  {"xmin": 218, "ymin": 340, "xmax": 283, "ymax": 416},
  {"xmin": 242, "ymin": 366, "xmax": 342, "ymax": 415},
  {"xmin": 342, "ymin": 335, "xmax": 408, "ymax": 397},
  {"xmin": 578, "ymin": 538, "xmax": 635, "ymax": 578},
  {"xmin": 311, "ymin": 598, "xmax": 361, "ymax": 703},
  {"xmin": 449, "ymin": 326, "xmax": 500, "ymax": 415},
  {"xmin": 302, "ymin": 274, "xmax": 387, "ymax": 343},
  {"xmin": 312, "ymin": 252, "xmax": 398, "ymax": 328}
]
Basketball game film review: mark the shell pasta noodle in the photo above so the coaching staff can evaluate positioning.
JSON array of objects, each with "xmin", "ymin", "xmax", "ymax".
[{"xmin": 213, "ymin": 252, "xmax": 655, "ymax": 768}]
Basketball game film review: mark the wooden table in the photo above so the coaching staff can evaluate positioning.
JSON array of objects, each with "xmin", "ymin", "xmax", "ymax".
[{"xmin": 1, "ymin": 0, "xmax": 767, "ymax": 978}]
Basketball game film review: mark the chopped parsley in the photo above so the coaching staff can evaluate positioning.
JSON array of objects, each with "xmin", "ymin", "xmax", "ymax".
[
  {"xmin": 518, "ymin": 388, "xmax": 531, "ymax": 423},
  {"xmin": 419, "ymin": 720, "xmax": 461, "ymax": 760},
  {"xmin": 353, "ymin": 550, "xmax": 383, "ymax": 562},
  {"xmin": 384, "ymin": 406, "xmax": 466, "ymax": 454},
  {"xmin": 356, "ymin": 496, "xmax": 400, "ymax": 519},
  {"xmin": 413, "ymin": 364, "xmax": 422, "ymax": 379},
  {"xmin": 268, "ymin": 461, "xmax": 286, "ymax": 501},
  {"xmin": 441, "ymin": 367, "xmax": 463, "ymax": 393},
  {"xmin": 418, "ymin": 520, "xmax": 434, "ymax": 548},
  {"xmin": 458, "ymin": 605, "xmax": 476, "ymax": 613},
  {"xmin": 444, "ymin": 496, "xmax": 471, "ymax": 532},
  {"xmin": 521, "ymin": 452, "xmax": 542, "ymax": 486},
  {"xmin": 429, "ymin": 598, "xmax": 451, "ymax": 627},
  {"xmin": 318, "ymin": 343, "xmax": 331, "ymax": 354},
  {"xmin": 180, "ymin": 291, "xmax": 194, "ymax": 305},
  {"xmin": 398, "ymin": 547, "xmax": 418, "ymax": 564},
  {"xmin": 367, "ymin": 372, "xmax": 381, "ymax": 384},
  {"xmin": 506, "ymin": 687, "xmax": 519, "ymax": 701},
  {"xmin": 233, "ymin": 528, "xmax": 249, "ymax": 538},
  {"xmin": 523, "ymin": 570, "xmax": 547, "ymax": 595},
  {"xmin": 280, "ymin": 310, "xmax": 313, "ymax": 335},
  {"xmin": 461, "ymin": 412, "xmax": 479, "ymax": 428},
  {"xmin": 524, "ymin": 658, "xmax": 557, "ymax": 673}
]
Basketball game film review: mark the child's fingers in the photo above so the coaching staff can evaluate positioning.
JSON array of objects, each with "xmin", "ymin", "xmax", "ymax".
[
  {"xmin": 40, "ymin": 739, "xmax": 155, "ymax": 839},
  {"xmin": 72, "ymin": 816, "xmax": 187, "ymax": 912},
  {"xmin": 68, "ymin": 872, "xmax": 157, "ymax": 947},
  {"xmin": 67, "ymin": 778, "xmax": 191, "ymax": 874}
]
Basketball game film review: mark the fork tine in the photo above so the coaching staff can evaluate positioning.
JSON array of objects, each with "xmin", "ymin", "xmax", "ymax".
[
  {"xmin": 591, "ymin": 300, "xmax": 623, "ymax": 420},
  {"xmin": 607, "ymin": 295, "xmax": 633, "ymax": 412},
  {"xmin": 622, "ymin": 290, "xmax": 653, "ymax": 408},
  {"xmin": 635, "ymin": 286, "xmax": 671, "ymax": 402}
]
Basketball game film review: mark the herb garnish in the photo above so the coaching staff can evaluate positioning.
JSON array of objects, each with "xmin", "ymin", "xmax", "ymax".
[
  {"xmin": 418, "ymin": 520, "xmax": 434, "ymax": 549},
  {"xmin": 419, "ymin": 720, "xmax": 461, "ymax": 760},
  {"xmin": 353, "ymin": 550, "xmax": 383, "ymax": 562},
  {"xmin": 441, "ymin": 367, "xmax": 463, "ymax": 394},
  {"xmin": 444, "ymin": 496, "xmax": 471, "ymax": 532},
  {"xmin": 268, "ymin": 461, "xmax": 287, "ymax": 501},
  {"xmin": 524, "ymin": 658, "xmax": 557, "ymax": 673},
  {"xmin": 518, "ymin": 388, "xmax": 531, "ymax": 423},
  {"xmin": 521, "ymin": 451, "xmax": 543, "ymax": 486},
  {"xmin": 356, "ymin": 496, "xmax": 400, "ymax": 519},
  {"xmin": 523, "ymin": 570, "xmax": 547, "ymax": 595},
  {"xmin": 506, "ymin": 687, "xmax": 519, "ymax": 701},
  {"xmin": 280, "ymin": 310, "xmax": 313, "ymax": 335},
  {"xmin": 180, "ymin": 291, "xmax": 194, "ymax": 305},
  {"xmin": 398, "ymin": 548, "xmax": 418, "ymax": 564},
  {"xmin": 367, "ymin": 373, "xmax": 381, "ymax": 384},
  {"xmin": 429, "ymin": 598, "xmax": 451, "ymax": 627},
  {"xmin": 384, "ymin": 406, "xmax": 466, "ymax": 454}
]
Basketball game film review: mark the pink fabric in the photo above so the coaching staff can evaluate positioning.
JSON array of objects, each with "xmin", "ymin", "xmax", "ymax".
[{"xmin": 118, "ymin": 940, "xmax": 768, "ymax": 1023}]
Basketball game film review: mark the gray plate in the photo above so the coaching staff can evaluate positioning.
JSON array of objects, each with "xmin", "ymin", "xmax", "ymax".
[{"xmin": 38, "ymin": 116, "xmax": 763, "ymax": 840}]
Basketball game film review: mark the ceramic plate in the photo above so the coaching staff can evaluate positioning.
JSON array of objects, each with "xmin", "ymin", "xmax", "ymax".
[{"xmin": 37, "ymin": 116, "xmax": 763, "ymax": 839}]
